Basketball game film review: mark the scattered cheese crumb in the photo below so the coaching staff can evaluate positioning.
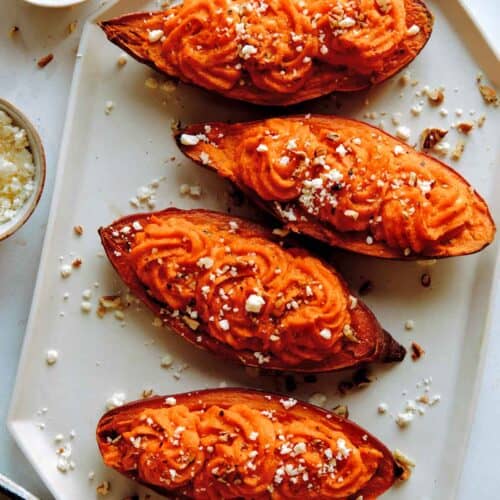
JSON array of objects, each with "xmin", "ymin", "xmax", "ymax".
[
  {"xmin": 104, "ymin": 101, "xmax": 114, "ymax": 115},
  {"xmin": 396, "ymin": 126, "xmax": 411, "ymax": 141},
  {"xmin": 219, "ymin": 319, "xmax": 230, "ymax": 331},
  {"xmin": 60, "ymin": 264, "xmax": 72, "ymax": 278},
  {"xmin": 319, "ymin": 328, "xmax": 332, "ymax": 340},
  {"xmin": 148, "ymin": 29, "xmax": 164, "ymax": 43},
  {"xmin": 80, "ymin": 301, "xmax": 92, "ymax": 313},
  {"xmin": 404, "ymin": 319, "xmax": 415, "ymax": 330},
  {"xmin": 378, "ymin": 403, "xmax": 388, "ymax": 414},
  {"xmin": 106, "ymin": 392, "xmax": 126, "ymax": 410},
  {"xmin": 161, "ymin": 354, "xmax": 173, "ymax": 367},
  {"xmin": 407, "ymin": 24, "xmax": 420, "ymax": 36},
  {"xmin": 46, "ymin": 349, "xmax": 58, "ymax": 365},
  {"xmin": 396, "ymin": 411, "xmax": 414, "ymax": 428},
  {"xmin": 245, "ymin": 294, "xmax": 266, "ymax": 314}
]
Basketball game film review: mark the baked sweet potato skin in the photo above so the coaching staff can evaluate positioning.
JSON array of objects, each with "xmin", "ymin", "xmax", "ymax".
[
  {"xmin": 97, "ymin": 388, "xmax": 401, "ymax": 499},
  {"xmin": 176, "ymin": 116, "xmax": 495, "ymax": 259},
  {"xmin": 99, "ymin": 208, "xmax": 405, "ymax": 372},
  {"xmin": 99, "ymin": 0, "xmax": 433, "ymax": 106}
]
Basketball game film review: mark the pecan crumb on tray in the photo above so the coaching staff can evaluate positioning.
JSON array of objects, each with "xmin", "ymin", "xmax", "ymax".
[{"xmin": 37, "ymin": 53, "xmax": 54, "ymax": 68}]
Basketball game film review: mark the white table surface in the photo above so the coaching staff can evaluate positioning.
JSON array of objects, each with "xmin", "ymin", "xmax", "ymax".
[{"xmin": 0, "ymin": 0, "xmax": 498, "ymax": 498}]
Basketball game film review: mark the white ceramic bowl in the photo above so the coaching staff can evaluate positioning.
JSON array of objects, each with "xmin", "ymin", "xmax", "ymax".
[
  {"xmin": 22, "ymin": 0, "xmax": 88, "ymax": 7},
  {"xmin": 0, "ymin": 99, "xmax": 46, "ymax": 241}
]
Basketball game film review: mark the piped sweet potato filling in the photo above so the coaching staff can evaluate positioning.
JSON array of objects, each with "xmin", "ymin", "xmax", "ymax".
[
  {"xmin": 179, "ymin": 117, "xmax": 494, "ymax": 256},
  {"xmin": 117, "ymin": 0, "xmax": 409, "ymax": 95},
  {"xmin": 127, "ymin": 215, "xmax": 354, "ymax": 366},
  {"xmin": 100, "ymin": 402, "xmax": 383, "ymax": 498}
]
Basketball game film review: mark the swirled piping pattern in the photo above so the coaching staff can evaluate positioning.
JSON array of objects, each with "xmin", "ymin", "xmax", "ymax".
[
  {"xmin": 100, "ymin": 402, "xmax": 383, "ymax": 498},
  {"xmin": 142, "ymin": 0, "xmax": 408, "ymax": 94},
  {"xmin": 222, "ymin": 118, "xmax": 473, "ymax": 254},
  {"xmin": 128, "ymin": 215, "xmax": 350, "ymax": 366}
]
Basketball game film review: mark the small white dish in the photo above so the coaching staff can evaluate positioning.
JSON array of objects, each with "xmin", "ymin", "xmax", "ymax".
[
  {"xmin": 22, "ymin": 0, "xmax": 88, "ymax": 7},
  {"xmin": 0, "ymin": 99, "xmax": 46, "ymax": 242}
]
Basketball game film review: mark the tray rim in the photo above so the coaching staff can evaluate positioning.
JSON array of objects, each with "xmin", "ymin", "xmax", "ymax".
[{"xmin": 7, "ymin": 1, "xmax": 500, "ymax": 499}]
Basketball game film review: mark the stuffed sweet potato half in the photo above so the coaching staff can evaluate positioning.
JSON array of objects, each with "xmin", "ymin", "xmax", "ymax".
[
  {"xmin": 176, "ymin": 116, "xmax": 495, "ymax": 259},
  {"xmin": 99, "ymin": 209, "xmax": 404, "ymax": 372},
  {"xmin": 97, "ymin": 389, "xmax": 401, "ymax": 498},
  {"xmin": 100, "ymin": 0, "xmax": 432, "ymax": 105}
]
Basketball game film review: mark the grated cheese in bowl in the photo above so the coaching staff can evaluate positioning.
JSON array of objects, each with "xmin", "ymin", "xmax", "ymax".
[
  {"xmin": 0, "ymin": 110, "xmax": 36, "ymax": 224},
  {"xmin": 0, "ymin": 100, "xmax": 45, "ymax": 240}
]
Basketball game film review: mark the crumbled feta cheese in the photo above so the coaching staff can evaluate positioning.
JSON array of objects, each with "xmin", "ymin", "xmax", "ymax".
[
  {"xmin": 344, "ymin": 209, "xmax": 359, "ymax": 220},
  {"xmin": 0, "ymin": 111, "xmax": 36, "ymax": 223},
  {"xmin": 396, "ymin": 411, "xmax": 414, "ymax": 427},
  {"xmin": 249, "ymin": 431, "xmax": 259, "ymax": 441},
  {"xmin": 338, "ymin": 16, "xmax": 356, "ymax": 28},
  {"xmin": 165, "ymin": 397, "xmax": 177, "ymax": 406},
  {"xmin": 405, "ymin": 319, "xmax": 415, "ymax": 330},
  {"xmin": 256, "ymin": 143, "xmax": 268, "ymax": 152},
  {"xmin": 393, "ymin": 145, "xmax": 405, "ymax": 156},
  {"xmin": 320, "ymin": 45, "xmax": 329, "ymax": 55},
  {"xmin": 396, "ymin": 126, "xmax": 411, "ymax": 141},
  {"xmin": 336, "ymin": 438, "xmax": 351, "ymax": 459},
  {"xmin": 335, "ymin": 144, "xmax": 348, "ymax": 157},
  {"xmin": 293, "ymin": 442, "xmax": 307, "ymax": 454},
  {"xmin": 199, "ymin": 152, "xmax": 210, "ymax": 165},
  {"xmin": 106, "ymin": 392, "xmax": 126, "ymax": 410},
  {"xmin": 179, "ymin": 134, "xmax": 200, "ymax": 146},
  {"xmin": 319, "ymin": 328, "xmax": 332, "ymax": 340},
  {"xmin": 407, "ymin": 24, "xmax": 420, "ymax": 36},
  {"xmin": 280, "ymin": 398, "xmax": 297, "ymax": 410},
  {"xmin": 245, "ymin": 294, "xmax": 266, "ymax": 313},
  {"xmin": 197, "ymin": 257, "xmax": 214, "ymax": 269},
  {"xmin": 161, "ymin": 354, "xmax": 173, "ymax": 368},
  {"xmin": 104, "ymin": 100, "xmax": 114, "ymax": 115},
  {"xmin": 240, "ymin": 44, "xmax": 258, "ymax": 58},
  {"xmin": 46, "ymin": 349, "xmax": 58, "ymax": 365},
  {"xmin": 391, "ymin": 112, "xmax": 402, "ymax": 125},
  {"xmin": 349, "ymin": 295, "xmax": 358, "ymax": 309},
  {"xmin": 378, "ymin": 402, "xmax": 388, "ymax": 414},
  {"xmin": 411, "ymin": 104, "xmax": 423, "ymax": 116},
  {"xmin": 60, "ymin": 264, "xmax": 72, "ymax": 278},
  {"xmin": 254, "ymin": 351, "xmax": 270, "ymax": 364},
  {"xmin": 189, "ymin": 185, "xmax": 201, "ymax": 197},
  {"xmin": 80, "ymin": 301, "xmax": 92, "ymax": 313},
  {"xmin": 219, "ymin": 319, "xmax": 230, "ymax": 331},
  {"xmin": 148, "ymin": 29, "xmax": 164, "ymax": 43}
]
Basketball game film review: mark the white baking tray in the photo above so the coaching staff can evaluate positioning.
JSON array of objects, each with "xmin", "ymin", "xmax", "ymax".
[{"xmin": 8, "ymin": 1, "xmax": 500, "ymax": 498}]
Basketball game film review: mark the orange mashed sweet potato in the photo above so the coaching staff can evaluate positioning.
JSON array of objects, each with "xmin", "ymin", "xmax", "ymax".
[
  {"xmin": 128, "ymin": 214, "xmax": 350, "ymax": 366},
  {"xmin": 101, "ymin": 0, "xmax": 433, "ymax": 104},
  {"xmin": 178, "ymin": 116, "xmax": 495, "ymax": 258},
  {"xmin": 98, "ymin": 392, "xmax": 390, "ymax": 499}
]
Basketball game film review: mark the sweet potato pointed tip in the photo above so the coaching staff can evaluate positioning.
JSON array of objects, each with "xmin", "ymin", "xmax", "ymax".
[{"xmin": 381, "ymin": 329, "xmax": 407, "ymax": 363}]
